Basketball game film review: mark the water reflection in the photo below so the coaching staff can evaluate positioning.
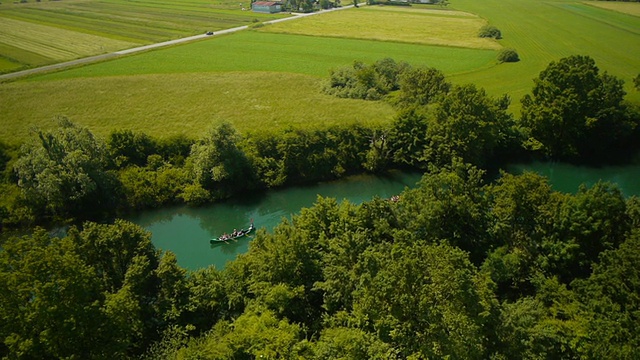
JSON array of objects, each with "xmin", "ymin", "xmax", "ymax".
[{"xmin": 128, "ymin": 171, "xmax": 423, "ymax": 271}]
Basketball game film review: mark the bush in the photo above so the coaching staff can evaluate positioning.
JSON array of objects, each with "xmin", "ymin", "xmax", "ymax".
[
  {"xmin": 497, "ymin": 48, "xmax": 519, "ymax": 63},
  {"xmin": 478, "ymin": 25, "xmax": 502, "ymax": 39}
]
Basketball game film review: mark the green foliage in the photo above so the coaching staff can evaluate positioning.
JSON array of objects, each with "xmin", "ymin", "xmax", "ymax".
[
  {"xmin": 0, "ymin": 230, "xmax": 114, "ymax": 359},
  {"xmin": 394, "ymin": 66, "xmax": 451, "ymax": 107},
  {"xmin": 178, "ymin": 306, "xmax": 307, "ymax": 358},
  {"xmin": 13, "ymin": 117, "xmax": 119, "ymax": 221},
  {"xmin": 497, "ymin": 48, "xmax": 519, "ymax": 63},
  {"xmin": 0, "ymin": 220, "xmax": 189, "ymax": 358},
  {"xmin": 188, "ymin": 122, "xmax": 256, "ymax": 200},
  {"xmin": 107, "ymin": 129, "xmax": 157, "ymax": 168},
  {"xmin": 312, "ymin": 327, "xmax": 396, "ymax": 359},
  {"xmin": 573, "ymin": 232, "xmax": 640, "ymax": 358},
  {"xmin": 324, "ymin": 58, "xmax": 410, "ymax": 100},
  {"xmin": 478, "ymin": 25, "xmax": 502, "ymax": 39},
  {"xmin": 426, "ymin": 84, "xmax": 516, "ymax": 167},
  {"xmin": 352, "ymin": 242, "xmax": 494, "ymax": 359},
  {"xmin": 634, "ymin": 73, "xmax": 640, "ymax": 91},
  {"xmin": 521, "ymin": 55, "xmax": 636, "ymax": 161}
]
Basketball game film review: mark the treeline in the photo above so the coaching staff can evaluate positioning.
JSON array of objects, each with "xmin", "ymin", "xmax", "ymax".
[
  {"xmin": 2, "ymin": 55, "xmax": 637, "ymax": 229},
  {"xmin": 1, "ymin": 163, "xmax": 639, "ymax": 358}
]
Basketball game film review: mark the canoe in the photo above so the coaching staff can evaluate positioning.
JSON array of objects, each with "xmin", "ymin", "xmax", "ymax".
[{"xmin": 210, "ymin": 222, "xmax": 255, "ymax": 244}]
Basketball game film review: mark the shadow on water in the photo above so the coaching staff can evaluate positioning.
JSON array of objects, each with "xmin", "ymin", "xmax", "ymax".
[{"xmin": 127, "ymin": 170, "xmax": 423, "ymax": 271}]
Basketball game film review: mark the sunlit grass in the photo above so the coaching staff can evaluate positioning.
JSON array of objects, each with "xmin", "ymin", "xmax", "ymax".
[
  {"xmin": 258, "ymin": 6, "xmax": 501, "ymax": 50},
  {"xmin": 585, "ymin": 1, "xmax": 640, "ymax": 17},
  {"xmin": 0, "ymin": 72, "xmax": 396, "ymax": 145},
  {"xmin": 0, "ymin": 0, "xmax": 287, "ymax": 69},
  {"xmin": 449, "ymin": 0, "xmax": 640, "ymax": 112},
  {"xmin": 0, "ymin": 17, "xmax": 136, "ymax": 61},
  {"xmin": 26, "ymin": 31, "xmax": 497, "ymax": 81}
]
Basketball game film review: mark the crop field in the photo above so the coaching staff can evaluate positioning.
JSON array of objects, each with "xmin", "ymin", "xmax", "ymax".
[
  {"xmin": 0, "ymin": 0, "xmax": 286, "ymax": 72},
  {"xmin": 0, "ymin": 29, "xmax": 496, "ymax": 144},
  {"xmin": 587, "ymin": 1, "xmax": 640, "ymax": 17},
  {"xmin": 30, "ymin": 31, "xmax": 497, "ymax": 80},
  {"xmin": 449, "ymin": 0, "xmax": 640, "ymax": 105},
  {"xmin": 257, "ymin": 6, "xmax": 501, "ymax": 50},
  {"xmin": 0, "ymin": 72, "xmax": 396, "ymax": 144},
  {"xmin": 0, "ymin": 0, "xmax": 639, "ymax": 145}
]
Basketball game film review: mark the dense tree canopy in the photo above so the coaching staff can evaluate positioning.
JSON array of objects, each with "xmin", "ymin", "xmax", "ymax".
[
  {"xmin": 13, "ymin": 117, "xmax": 119, "ymax": 222},
  {"xmin": 521, "ymin": 55, "xmax": 637, "ymax": 161}
]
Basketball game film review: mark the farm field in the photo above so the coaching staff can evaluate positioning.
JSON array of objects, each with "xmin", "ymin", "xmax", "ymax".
[
  {"xmin": 587, "ymin": 1, "xmax": 640, "ymax": 17},
  {"xmin": 0, "ymin": 31, "xmax": 497, "ymax": 144},
  {"xmin": 449, "ymin": 0, "xmax": 640, "ymax": 104},
  {"xmin": 257, "ymin": 6, "xmax": 502, "ymax": 50},
  {"xmin": 1, "ymin": 0, "xmax": 639, "ymax": 145},
  {"xmin": 0, "ymin": 72, "xmax": 397, "ymax": 145},
  {"xmin": 0, "ymin": 0, "xmax": 286, "ymax": 73}
]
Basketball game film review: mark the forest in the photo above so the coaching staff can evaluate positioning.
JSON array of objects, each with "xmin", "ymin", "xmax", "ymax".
[{"xmin": 0, "ymin": 55, "xmax": 639, "ymax": 358}]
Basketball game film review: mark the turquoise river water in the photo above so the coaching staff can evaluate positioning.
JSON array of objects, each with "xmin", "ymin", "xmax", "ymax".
[{"xmin": 129, "ymin": 162, "xmax": 640, "ymax": 271}]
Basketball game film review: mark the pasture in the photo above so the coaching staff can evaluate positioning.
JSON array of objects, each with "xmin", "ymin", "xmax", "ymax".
[
  {"xmin": 0, "ymin": 0, "xmax": 286, "ymax": 72},
  {"xmin": 0, "ymin": 31, "xmax": 496, "ymax": 144},
  {"xmin": 449, "ymin": 0, "xmax": 640, "ymax": 104},
  {"xmin": 0, "ymin": 72, "xmax": 397, "ymax": 145},
  {"xmin": 257, "ymin": 6, "xmax": 502, "ymax": 50},
  {"xmin": 0, "ymin": 0, "xmax": 639, "ymax": 145}
]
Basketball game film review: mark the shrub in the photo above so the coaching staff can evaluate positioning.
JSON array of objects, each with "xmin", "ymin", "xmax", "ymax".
[
  {"xmin": 497, "ymin": 48, "xmax": 519, "ymax": 63},
  {"xmin": 478, "ymin": 25, "xmax": 502, "ymax": 39}
]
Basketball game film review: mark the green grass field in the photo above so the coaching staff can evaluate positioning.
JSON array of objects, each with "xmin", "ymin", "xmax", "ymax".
[
  {"xmin": 0, "ymin": 0, "xmax": 286, "ymax": 72},
  {"xmin": 0, "ymin": 0, "xmax": 639, "ymax": 145},
  {"xmin": 587, "ymin": 1, "xmax": 640, "ymax": 17},
  {"xmin": 0, "ymin": 30, "xmax": 496, "ymax": 144},
  {"xmin": 448, "ymin": 0, "xmax": 640, "ymax": 107},
  {"xmin": 0, "ymin": 72, "xmax": 396, "ymax": 144},
  {"xmin": 257, "ymin": 6, "xmax": 501, "ymax": 49}
]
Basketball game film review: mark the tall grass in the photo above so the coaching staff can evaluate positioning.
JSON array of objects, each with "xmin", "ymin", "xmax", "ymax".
[{"xmin": 0, "ymin": 72, "xmax": 396, "ymax": 145}]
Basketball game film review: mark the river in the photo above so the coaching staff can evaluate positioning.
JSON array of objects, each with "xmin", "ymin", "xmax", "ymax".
[
  {"xmin": 129, "ymin": 162, "xmax": 640, "ymax": 271},
  {"xmin": 127, "ymin": 171, "xmax": 422, "ymax": 270}
]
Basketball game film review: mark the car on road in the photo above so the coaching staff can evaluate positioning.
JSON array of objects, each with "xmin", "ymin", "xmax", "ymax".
[{"xmin": 206, "ymin": 31, "xmax": 214, "ymax": 35}]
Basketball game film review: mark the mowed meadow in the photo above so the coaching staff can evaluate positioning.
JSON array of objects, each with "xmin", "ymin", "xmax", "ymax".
[
  {"xmin": 0, "ymin": 0, "xmax": 639, "ymax": 145},
  {"xmin": 0, "ymin": 0, "xmax": 286, "ymax": 72},
  {"xmin": 449, "ymin": 0, "xmax": 640, "ymax": 103}
]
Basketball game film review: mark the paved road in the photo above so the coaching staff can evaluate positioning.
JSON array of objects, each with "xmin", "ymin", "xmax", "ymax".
[{"xmin": 0, "ymin": 4, "xmax": 360, "ymax": 82}]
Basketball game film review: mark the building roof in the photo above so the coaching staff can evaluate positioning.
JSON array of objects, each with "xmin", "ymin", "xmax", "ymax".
[{"xmin": 253, "ymin": 1, "xmax": 278, "ymax": 5}]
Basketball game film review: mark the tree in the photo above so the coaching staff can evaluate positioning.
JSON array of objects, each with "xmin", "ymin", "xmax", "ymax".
[
  {"xmin": 520, "ymin": 55, "xmax": 634, "ymax": 161},
  {"xmin": 388, "ymin": 108, "xmax": 430, "ymax": 167},
  {"xmin": 352, "ymin": 242, "xmax": 497, "ymax": 359},
  {"xmin": 425, "ymin": 84, "xmax": 515, "ymax": 167},
  {"xmin": 13, "ymin": 117, "xmax": 119, "ymax": 221},
  {"xmin": 0, "ymin": 230, "xmax": 130, "ymax": 359},
  {"xmin": 542, "ymin": 181, "xmax": 630, "ymax": 283},
  {"xmin": 394, "ymin": 161, "xmax": 491, "ymax": 264},
  {"xmin": 478, "ymin": 25, "xmax": 501, "ymax": 39},
  {"xmin": 497, "ymin": 48, "xmax": 519, "ymax": 63},
  {"xmin": 395, "ymin": 66, "xmax": 450, "ymax": 107},
  {"xmin": 573, "ymin": 231, "xmax": 640, "ymax": 358},
  {"xmin": 634, "ymin": 73, "xmax": 640, "ymax": 91},
  {"xmin": 107, "ymin": 129, "xmax": 157, "ymax": 168},
  {"xmin": 188, "ymin": 122, "xmax": 256, "ymax": 200}
]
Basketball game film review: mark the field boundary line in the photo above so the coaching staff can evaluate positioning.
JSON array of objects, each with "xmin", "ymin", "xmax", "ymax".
[{"xmin": 0, "ymin": 3, "xmax": 363, "ymax": 82}]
